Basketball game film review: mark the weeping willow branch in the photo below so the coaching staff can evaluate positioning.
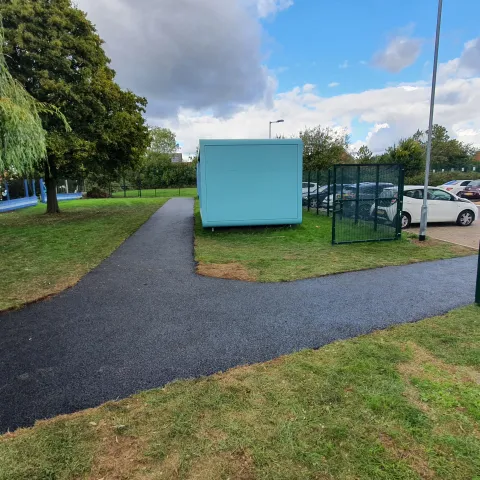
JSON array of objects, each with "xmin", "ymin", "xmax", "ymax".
[{"xmin": 0, "ymin": 24, "xmax": 70, "ymax": 176}]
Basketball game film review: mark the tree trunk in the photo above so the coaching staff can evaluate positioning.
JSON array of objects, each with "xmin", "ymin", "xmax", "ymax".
[{"xmin": 45, "ymin": 162, "xmax": 60, "ymax": 214}]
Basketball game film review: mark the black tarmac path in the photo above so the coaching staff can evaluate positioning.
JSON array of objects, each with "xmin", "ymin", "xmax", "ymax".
[{"xmin": 1, "ymin": 198, "xmax": 477, "ymax": 432}]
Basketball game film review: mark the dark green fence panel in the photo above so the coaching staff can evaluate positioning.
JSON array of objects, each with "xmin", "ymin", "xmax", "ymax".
[
  {"xmin": 331, "ymin": 164, "xmax": 404, "ymax": 244},
  {"xmin": 302, "ymin": 170, "xmax": 332, "ymax": 215}
]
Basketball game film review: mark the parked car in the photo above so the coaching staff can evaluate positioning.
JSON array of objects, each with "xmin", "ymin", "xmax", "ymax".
[
  {"xmin": 303, "ymin": 184, "xmax": 337, "ymax": 207},
  {"xmin": 319, "ymin": 184, "xmax": 357, "ymax": 208},
  {"xmin": 457, "ymin": 180, "xmax": 480, "ymax": 200},
  {"xmin": 302, "ymin": 182, "xmax": 317, "ymax": 195},
  {"xmin": 371, "ymin": 186, "xmax": 478, "ymax": 229},
  {"xmin": 322, "ymin": 183, "xmax": 394, "ymax": 216},
  {"xmin": 437, "ymin": 180, "xmax": 474, "ymax": 196}
]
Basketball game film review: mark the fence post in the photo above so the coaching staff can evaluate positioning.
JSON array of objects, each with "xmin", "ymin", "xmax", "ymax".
[
  {"xmin": 23, "ymin": 179, "xmax": 29, "ymax": 197},
  {"xmin": 31, "ymin": 179, "xmax": 36, "ymax": 197},
  {"xmin": 374, "ymin": 164, "xmax": 380, "ymax": 232},
  {"xmin": 327, "ymin": 170, "xmax": 331, "ymax": 217},
  {"xmin": 354, "ymin": 165, "xmax": 360, "ymax": 224},
  {"xmin": 476, "ymin": 241, "xmax": 480, "ymax": 306},
  {"xmin": 307, "ymin": 171, "xmax": 311, "ymax": 212},
  {"xmin": 331, "ymin": 166, "xmax": 337, "ymax": 245},
  {"xmin": 339, "ymin": 167, "xmax": 344, "ymax": 221},
  {"xmin": 316, "ymin": 170, "xmax": 319, "ymax": 215},
  {"xmin": 396, "ymin": 167, "xmax": 405, "ymax": 240}
]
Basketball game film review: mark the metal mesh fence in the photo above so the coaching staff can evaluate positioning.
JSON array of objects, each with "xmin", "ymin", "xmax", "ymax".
[
  {"xmin": 331, "ymin": 164, "xmax": 404, "ymax": 244},
  {"xmin": 302, "ymin": 170, "xmax": 333, "ymax": 216}
]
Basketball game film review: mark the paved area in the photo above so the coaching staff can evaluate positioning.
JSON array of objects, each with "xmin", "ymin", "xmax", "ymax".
[
  {"xmin": 407, "ymin": 220, "xmax": 480, "ymax": 249},
  {"xmin": 1, "ymin": 198, "xmax": 478, "ymax": 432}
]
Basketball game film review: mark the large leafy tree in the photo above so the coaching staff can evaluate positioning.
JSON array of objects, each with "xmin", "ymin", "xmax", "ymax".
[
  {"xmin": 0, "ymin": 24, "xmax": 46, "ymax": 175},
  {"xmin": 377, "ymin": 138, "xmax": 425, "ymax": 177},
  {"xmin": 1, "ymin": 0, "xmax": 149, "ymax": 212},
  {"xmin": 413, "ymin": 124, "xmax": 474, "ymax": 170},
  {"xmin": 300, "ymin": 125, "xmax": 349, "ymax": 171},
  {"xmin": 355, "ymin": 145, "xmax": 373, "ymax": 163},
  {"xmin": 139, "ymin": 127, "xmax": 179, "ymax": 187}
]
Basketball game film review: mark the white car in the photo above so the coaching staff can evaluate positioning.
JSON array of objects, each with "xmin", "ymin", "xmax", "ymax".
[
  {"xmin": 302, "ymin": 182, "xmax": 317, "ymax": 195},
  {"xmin": 370, "ymin": 186, "xmax": 478, "ymax": 229},
  {"xmin": 437, "ymin": 180, "xmax": 475, "ymax": 196}
]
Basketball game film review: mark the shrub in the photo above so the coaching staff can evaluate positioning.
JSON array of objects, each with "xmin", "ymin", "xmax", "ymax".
[
  {"xmin": 86, "ymin": 186, "xmax": 110, "ymax": 198},
  {"xmin": 406, "ymin": 171, "xmax": 480, "ymax": 186}
]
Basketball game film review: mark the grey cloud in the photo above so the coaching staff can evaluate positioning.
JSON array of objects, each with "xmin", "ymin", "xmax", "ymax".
[
  {"xmin": 459, "ymin": 38, "xmax": 480, "ymax": 75},
  {"xmin": 372, "ymin": 36, "xmax": 422, "ymax": 73},
  {"xmin": 75, "ymin": 0, "xmax": 272, "ymax": 117}
]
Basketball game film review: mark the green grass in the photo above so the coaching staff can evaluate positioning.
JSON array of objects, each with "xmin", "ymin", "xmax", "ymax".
[
  {"xmin": 195, "ymin": 206, "xmax": 475, "ymax": 282},
  {"xmin": 111, "ymin": 187, "xmax": 197, "ymax": 198},
  {"xmin": 1, "ymin": 306, "xmax": 479, "ymax": 479},
  {"xmin": 0, "ymin": 198, "xmax": 169, "ymax": 311}
]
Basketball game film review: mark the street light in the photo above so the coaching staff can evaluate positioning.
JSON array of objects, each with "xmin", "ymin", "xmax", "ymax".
[
  {"xmin": 269, "ymin": 119, "xmax": 284, "ymax": 139},
  {"xmin": 419, "ymin": 0, "xmax": 443, "ymax": 241}
]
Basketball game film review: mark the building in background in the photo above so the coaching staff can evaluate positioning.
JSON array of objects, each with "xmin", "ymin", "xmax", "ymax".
[{"xmin": 171, "ymin": 153, "xmax": 183, "ymax": 163}]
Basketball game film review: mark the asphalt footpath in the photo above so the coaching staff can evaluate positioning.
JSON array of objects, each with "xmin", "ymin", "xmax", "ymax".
[{"xmin": 0, "ymin": 198, "xmax": 477, "ymax": 432}]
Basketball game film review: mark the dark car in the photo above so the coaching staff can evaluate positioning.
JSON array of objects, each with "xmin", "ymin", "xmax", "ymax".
[
  {"xmin": 304, "ymin": 184, "xmax": 355, "ymax": 208},
  {"xmin": 340, "ymin": 183, "xmax": 395, "ymax": 218},
  {"xmin": 458, "ymin": 180, "xmax": 480, "ymax": 200}
]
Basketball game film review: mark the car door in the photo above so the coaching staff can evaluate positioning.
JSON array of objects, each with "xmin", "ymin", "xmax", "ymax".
[
  {"xmin": 427, "ymin": 188, "xmax": 458, "ymax": 222},
  {"xmin": 402, "ymin": 189, "xmax": 423, "ymax": 223}
]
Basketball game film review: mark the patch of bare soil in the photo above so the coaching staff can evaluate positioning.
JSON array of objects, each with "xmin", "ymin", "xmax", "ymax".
[{"xmin": 197, "ymin": 262, "xmax": 256, "ymax": 281}]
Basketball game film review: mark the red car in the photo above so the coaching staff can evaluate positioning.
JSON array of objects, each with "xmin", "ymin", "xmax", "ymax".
[{"xmin": 458, "ymin": 180, "xmax": 480, "ymax": 200}]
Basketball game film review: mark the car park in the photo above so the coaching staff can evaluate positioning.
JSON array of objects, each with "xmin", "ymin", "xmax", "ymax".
[
  {"xmin": 437, "ymin": 180, "xmax": 474, "ymax": 196},
  {"xmin": 457, "ymin": 180, "xmax": 480, "ymax": 200},
  {"xmin": 371, "ymin": 186, "xmax": 478, "ymax": 229},
  {"xmin": 322, "ymin": 183, "xmax": 394, "ymax": 216}
]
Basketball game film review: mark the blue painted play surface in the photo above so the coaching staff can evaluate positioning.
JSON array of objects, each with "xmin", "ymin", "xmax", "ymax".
[{"xmin": 0, "ymin": 197, "xmax": 38, "ymax": 213}]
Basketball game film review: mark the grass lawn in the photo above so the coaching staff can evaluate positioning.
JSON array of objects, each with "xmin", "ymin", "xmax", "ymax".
[
  {"xmin": 112, "ymin": 187, "xmax": 197, "ymax": 198},
  {"xmin": 1, "ymin": 305, "xmax": 479, "ymax": 479},
  {"xmin": 195, "ymin": 206, "xmax": 475, "ymax": 282},
  {"xmin": 0, "ymin": 198, "xmax": 168, "ymax": 311}
]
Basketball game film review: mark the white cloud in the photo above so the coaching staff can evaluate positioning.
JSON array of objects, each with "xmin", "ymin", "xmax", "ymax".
[
  {"xmin": 460, "ymin": 38, "xmax": 480, "ymax": 75},
  {"xmin": 339, "ymin": 60, "xmax": 349, "ymax": 69},
  {"xmin": 155, "ymin": 48, "xmax": 480, "ymax": 156},
  {"xmin": 255, "ymin": 0, "xmax": 294, "ymax": 17},
  {"xmin": 373, "ymin": 35, "xmax": 423, "ymax": 73},
  {"xmin": 439, "ymin": 38, "xmax": 480, "ymax": 80},
  {"xmin": 328, "ymin": 82, "xmax": 340, "ymax": 88}
]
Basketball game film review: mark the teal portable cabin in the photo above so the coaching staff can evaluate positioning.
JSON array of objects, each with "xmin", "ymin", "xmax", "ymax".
[{"xmin": 197, "ymin": 139, "xmax": 303, "ymax": 228}]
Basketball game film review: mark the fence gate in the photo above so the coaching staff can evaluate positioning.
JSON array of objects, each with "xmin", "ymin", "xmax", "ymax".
[{"xmin": 332, "ymin": 164, "xmax": 404, "ymax": 244}]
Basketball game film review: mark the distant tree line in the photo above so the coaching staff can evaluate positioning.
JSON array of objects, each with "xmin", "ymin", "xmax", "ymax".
[{"xmin": 299, "ymin": 124, "xmax": 478, "ymax": 180}]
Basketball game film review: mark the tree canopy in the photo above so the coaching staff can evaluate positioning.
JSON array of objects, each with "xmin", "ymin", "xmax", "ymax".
[
  {"xmin": 0, "ymin": 24, "xmax": 46, "ymax": 175},
  {"xmin": 300, "ymin": 126, "xmax": 349, "ymax": 171},
  {"xmin": 1, "ymin": 0, "xmax": 150, "ymax": 212}
]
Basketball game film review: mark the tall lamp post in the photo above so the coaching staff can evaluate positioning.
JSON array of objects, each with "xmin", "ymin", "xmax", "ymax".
[
  {"xmin": 419, "ymin": 0, "xmax": 443, "ymax": 241},
  {"xmin": 269, "ymin": 119, "xmax": 284, "ymax": 139}
]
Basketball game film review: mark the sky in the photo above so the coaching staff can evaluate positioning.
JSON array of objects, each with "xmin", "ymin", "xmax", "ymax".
[{"xmin": 75, "ymin": 0, "xmax": 480, "ymax": 158}]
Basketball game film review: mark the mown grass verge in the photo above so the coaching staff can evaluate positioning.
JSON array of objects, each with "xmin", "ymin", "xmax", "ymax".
[
  {"xmin": 195, "ymin": 205, "xmax": 474, "ymax": 282},
  {"xmin": 0, "ymin": 198, "xmax": 168, "ymax": 311},
  {"xmin": 1, "ymin": 306, "xmax": 479, "ymax": 479}
]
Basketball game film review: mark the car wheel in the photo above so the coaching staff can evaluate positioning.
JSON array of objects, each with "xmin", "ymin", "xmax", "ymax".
[
  {"xmin": 457, "ymin": 210, "xmax": 474, "ymax": 226},
  {"xmin": 400, "ymin": 212, "xmax": 411, "ymax": 229},
  {"xmin": 309, "ymin": 198, "xmax": 317, "ymax": 208}
]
